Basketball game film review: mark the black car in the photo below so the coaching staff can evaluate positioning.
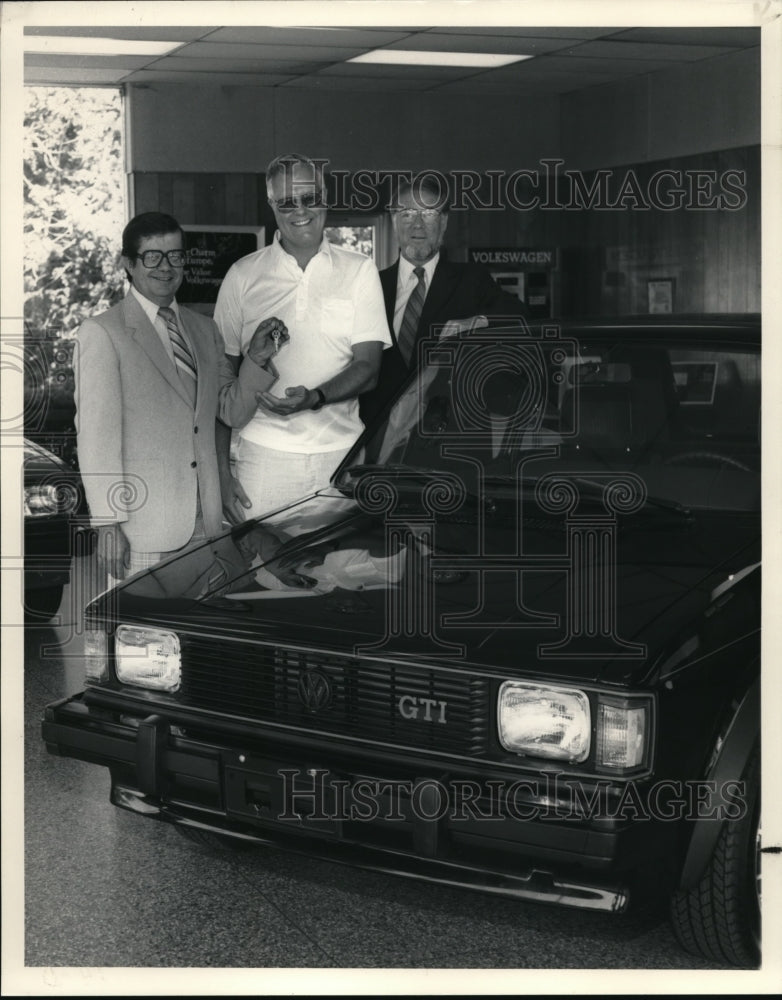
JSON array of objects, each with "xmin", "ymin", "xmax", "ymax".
[
  {"xmin": 23, "ymin": 437, "xmax": 83, "ymax": 621},
  {"xmin": 42, "ymin": 316, "xmax": 761, "ymax": 967}
]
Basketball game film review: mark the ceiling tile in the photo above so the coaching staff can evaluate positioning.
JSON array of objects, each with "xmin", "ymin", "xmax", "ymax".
[
  {"xmin": 23, "ymin": 26, "xmax": 219, "ymax": 41},
  {"xmin": 18, "ymin": 24, "xmax": 761, "ymax": 93},
  {"xmin": 609, "ymin": 27, "xmax": 760, "ymax": 47},
  {"xmin": 431, "ymin": 27, "xmax": 621, "ymax": 39},
  {"xmin": 122, "ymin": 70, "xmax": 294, "ymax": 87},
  {"xmin": 207, "ymin": 26, "xmax": 419, "ymax": 48},
  {"xmin": 570, "ymin": 40, "xmax": 739, "ymax": 62},
  {"xmin": 317, "ymin": 62, "xmax": 479, "ymax": 80},
  {"xmin": 512, "ymin": 55, "xmax": 677, "ymax": 77},
  {"xmin": 172, "ymin": 41, "xmax": 365, "ymax": 62},
  {"xmin": 384, "ymin": 33, "xmax": 585, "ymax": 55},
  {"xmin": 146, "ymin": 56, "xmax": 328, "ymax": 75}
]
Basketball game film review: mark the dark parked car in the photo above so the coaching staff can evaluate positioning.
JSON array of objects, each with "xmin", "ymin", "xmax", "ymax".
[
  {"xmin": 23, "ymin": 438, "xmax": 83, "ymax": 621},
  {"xmin": 42, "ymin": 316, "xmax": 761, "ymax": 966}
]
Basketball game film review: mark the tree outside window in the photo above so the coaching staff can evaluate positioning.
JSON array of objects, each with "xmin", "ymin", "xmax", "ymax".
[{"xmin": 24, "ymin": 86, "xmax": 126, "ymax": 466}]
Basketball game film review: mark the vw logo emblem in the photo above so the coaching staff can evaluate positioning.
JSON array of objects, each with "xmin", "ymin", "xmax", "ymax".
[{"xmin": 297, "ymin": 668, "xmax": 333, "ymax": 713}]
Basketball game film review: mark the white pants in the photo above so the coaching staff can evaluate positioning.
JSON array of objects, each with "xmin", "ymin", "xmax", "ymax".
[{"xmin": 236, "ymin": 438, "xmax": 351, "ymax": 521}]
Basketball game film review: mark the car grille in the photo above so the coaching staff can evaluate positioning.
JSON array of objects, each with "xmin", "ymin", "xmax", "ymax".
[{"xmin": 181, "ymin": 639, "xmax": 490, "ymax": 757}]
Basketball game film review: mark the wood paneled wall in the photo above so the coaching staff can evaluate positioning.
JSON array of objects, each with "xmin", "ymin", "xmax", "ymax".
[
  {"xmin": 461, "ymin": 146, "xmax": 759, "ymax": 316},
  {"xmin": 131, "ymin": 144, "xmax": 759, "ymax": 318},
  {"xmin": 133, "ymin": 172, "xmax": 273, "ymax": 231}
]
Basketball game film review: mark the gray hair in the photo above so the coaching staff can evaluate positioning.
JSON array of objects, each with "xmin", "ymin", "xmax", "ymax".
[
  {"xmin": 394, "ymin": 174, "xmax": 451, "ymax": 213},
  {"xmin": 265, "ymin": 153, "xmax": 328, "ymax": 197}
]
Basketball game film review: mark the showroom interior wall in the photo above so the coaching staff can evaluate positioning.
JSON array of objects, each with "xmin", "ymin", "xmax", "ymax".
[{"xmin": 127, "ymin": 45, "xmax": 759, "ymax": 315}]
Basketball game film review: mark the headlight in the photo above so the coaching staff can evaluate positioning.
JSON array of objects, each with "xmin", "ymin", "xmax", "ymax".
[
  {"xmin": 498, "ymin": 681, "xmax": 590, "ymax": 762},
  {"xmin": 595, "ymin": 696, "xmax": 652, "ymax": 772},
  {"xmin": 24, "ymin": 484, "xmax": 62, "ymax": 517},
  {"xmin": 84, "ymin": 629, "xmax": 108, "ymax": 683},
  {"xmin": 115, "ymin": 625, "xmax": 181, "ymax": 692}
]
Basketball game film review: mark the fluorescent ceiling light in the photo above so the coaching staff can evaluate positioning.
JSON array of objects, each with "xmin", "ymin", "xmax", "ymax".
[
  {"xmin": 24, "ymin": 36, "xmax": 183, "ymax": 57},
  {"xmin": 349, "ymin": 50, "xmax": 532, "ymax": 69}
]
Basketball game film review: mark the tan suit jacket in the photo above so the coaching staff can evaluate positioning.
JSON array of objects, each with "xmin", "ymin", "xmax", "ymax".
[{"xmin": 75, "ymin": 292, "xmax": 271, "ymax": 552}]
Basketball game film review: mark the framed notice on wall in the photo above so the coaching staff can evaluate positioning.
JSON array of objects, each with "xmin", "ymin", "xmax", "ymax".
[
  {"xmin": 648, "ymin": 277, "xmax": 675, "ymax": 314},
  {"xmin": 468, "ymin": 247, "xmax": 558, "ymax": 317},
  {"xmin": 179, "ymin": 225, "xmax": 264, "ymax": 315}
]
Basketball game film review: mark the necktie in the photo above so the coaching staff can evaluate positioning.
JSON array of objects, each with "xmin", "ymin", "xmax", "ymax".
[
  {"xmin": 159, "ymin": 306, "xmax": 197, "ymax": 403},
  {"xmin": 397, "ymin": 266, "xmax": 426, "ymax": 367}
]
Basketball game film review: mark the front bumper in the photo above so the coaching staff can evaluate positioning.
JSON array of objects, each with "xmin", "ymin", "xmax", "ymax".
[{"xmin": 42, "ymin": 693, "xmax": 647, "ymax": 914}]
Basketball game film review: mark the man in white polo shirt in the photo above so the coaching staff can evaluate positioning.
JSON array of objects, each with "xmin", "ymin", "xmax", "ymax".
[{"xmin": 214, "ymin": 153, "xmax": 390, "ymax": 519}]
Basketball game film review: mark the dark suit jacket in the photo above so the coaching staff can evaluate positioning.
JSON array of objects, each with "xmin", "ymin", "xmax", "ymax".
[{"xmin": 360, "ymin": 255, "xmax": 529, "ymax": 425}]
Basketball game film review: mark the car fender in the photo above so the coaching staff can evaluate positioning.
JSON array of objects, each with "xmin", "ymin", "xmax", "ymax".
[{"xmin": 677, "ymin": 674, "xmax": 759, "ymax": 890}]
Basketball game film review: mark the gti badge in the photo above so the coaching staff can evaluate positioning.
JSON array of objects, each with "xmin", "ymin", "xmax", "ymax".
[
  {"xmin": 398, "ymin": 695, "xmax": 447, "ymax": 723},
  {"xmin": 297, "ymin": 668, "xmax": 333, "ymax": 713}
]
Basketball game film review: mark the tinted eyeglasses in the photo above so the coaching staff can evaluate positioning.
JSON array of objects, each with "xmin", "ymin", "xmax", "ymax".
[
  {"xmin": 269, "ymin": 192, "xmax": 326, "ymax": 213},
  {"xmin": 134, "ymin": 250, "xmax": 187, "ymax": 268}
]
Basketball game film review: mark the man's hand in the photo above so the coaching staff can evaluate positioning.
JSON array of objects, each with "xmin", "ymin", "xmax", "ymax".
[
  {"xmin": 246, "ymin": 317, "xmax": 289, "ymax": 369},
  {"xmin": 95, "ymin": 523, "xmax": 130, "ymax": 580},
  {"xmin": 256, "ymin": 384, "xmax": 317, "ymax": 416},
  {"xmin": 221, "ymin": 473, "xmax": 252, "ymax": 525}
]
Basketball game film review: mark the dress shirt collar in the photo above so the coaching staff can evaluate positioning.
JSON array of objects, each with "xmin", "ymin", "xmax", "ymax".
[
  {"xmin": 398, "ymin": 252, "xmax": 439, "ymax": 290},
  {"xmin": 130, "ymin": 285, "xmax": 180, "ymax": 324}
]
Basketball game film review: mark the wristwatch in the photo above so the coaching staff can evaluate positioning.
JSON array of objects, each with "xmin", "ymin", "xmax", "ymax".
[{"xmin": 311, "ymin": 387, "xmax": 327, "ymax": 411}]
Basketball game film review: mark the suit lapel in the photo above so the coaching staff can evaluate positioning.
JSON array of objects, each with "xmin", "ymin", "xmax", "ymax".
[
  {"xmin": 122, "ymin": 294, "xmax": 193, "ymax": 408},
  {"xmin": 379, "ymin": 262, "xmax": 399, "ymax": 337},
  {"xmin": 383, "ymin": 257, "xmax": 459, "ymax": 362},
  {"xmin": 418, "ymin": 259, "xmax": 458, "ymax": 341}
]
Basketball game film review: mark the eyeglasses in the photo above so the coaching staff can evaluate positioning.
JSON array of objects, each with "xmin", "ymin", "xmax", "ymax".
[
  {"xmin": 134, "ymin": 250, "xmax": 187, "ymax": 268},
  {"xmin": 393, "ymin": 208, "xmax": 442, "ymax": 223},
  {"xmin": 269, "ymin": 192, "xmax": 326, "ymax": 213}
]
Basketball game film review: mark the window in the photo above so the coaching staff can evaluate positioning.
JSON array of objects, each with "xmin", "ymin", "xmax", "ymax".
[{"xmin": 325, "ymin": 215, "xmax": 378, "ymax": 261}]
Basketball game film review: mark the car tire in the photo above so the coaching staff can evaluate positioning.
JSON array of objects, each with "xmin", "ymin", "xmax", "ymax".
[
  {"xmin": 670, "ymin": 747, "xmax": 760, "ymax": 968},
  {"xmin": 24, "ymin": 584, "xmax": 64, "ymax": 623},
  {"xmin": 174, "ymin": 824, "xmax": 254, "ymax": 852}
]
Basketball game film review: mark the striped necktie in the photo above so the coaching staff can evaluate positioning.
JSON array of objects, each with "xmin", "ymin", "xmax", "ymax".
[
  {"xmin": 397, "ymin": 266, "xmax": 426, "ymax": 367},
  {"xmin": 158, "ymin": 306, "xmax": 197, "ymax": 401}
]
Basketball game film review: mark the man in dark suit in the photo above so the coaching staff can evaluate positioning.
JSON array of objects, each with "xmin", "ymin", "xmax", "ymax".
[{"xmin": 360, "ymin": 176, "xmax": 529, "ymax": 425}]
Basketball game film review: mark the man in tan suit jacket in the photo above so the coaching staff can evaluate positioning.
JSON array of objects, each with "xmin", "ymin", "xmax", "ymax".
[{"xmin": 75, "ymin": 212, "xmax": 276, "ymax": 584}]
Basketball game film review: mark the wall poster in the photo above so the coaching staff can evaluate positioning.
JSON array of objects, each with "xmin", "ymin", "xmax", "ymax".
[{"xmin": 180, "ymin": 225, "xmax": 264, "ymax": 316}]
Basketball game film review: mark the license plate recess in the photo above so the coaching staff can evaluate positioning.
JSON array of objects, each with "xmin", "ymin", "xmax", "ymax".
[{"xmin": 223, "ymin": 754, "xmax": 344, "ymax": 838}]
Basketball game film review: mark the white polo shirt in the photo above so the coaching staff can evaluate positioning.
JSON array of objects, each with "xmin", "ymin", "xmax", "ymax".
[{"xmin": 215, "ymin": 234, "xmax": 390, "ymax": 453}]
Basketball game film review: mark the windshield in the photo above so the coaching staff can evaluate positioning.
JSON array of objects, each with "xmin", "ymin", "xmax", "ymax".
[
  {"xmin": 338, "ymin": 326, "xmax": 760, "ymax": 514},
  {"xmin": 114, "ymin": 324, "xmax": 759, "ymax": 606}
]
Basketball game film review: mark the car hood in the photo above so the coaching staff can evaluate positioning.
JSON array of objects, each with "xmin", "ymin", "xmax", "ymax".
[{"xmin": 103, "ymin": 488, "xmax": 760, "ymax": 688}]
